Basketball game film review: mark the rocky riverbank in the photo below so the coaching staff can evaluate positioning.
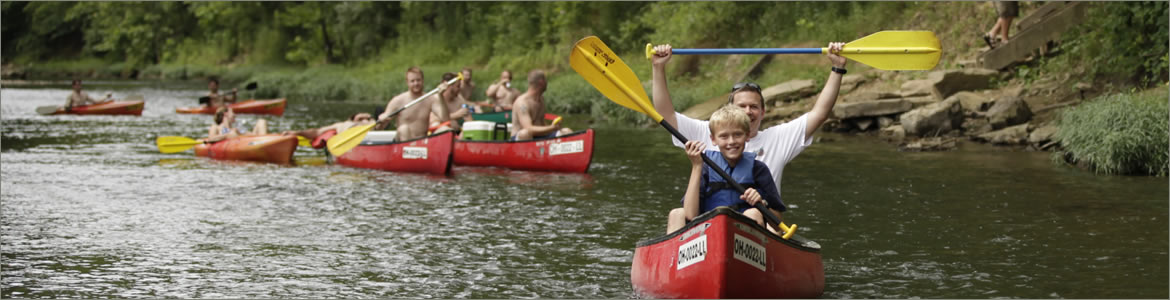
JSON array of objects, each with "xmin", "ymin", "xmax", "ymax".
[{"xmin": 684, "ymin": 67, "xmax": 1101, "ymax": 153}]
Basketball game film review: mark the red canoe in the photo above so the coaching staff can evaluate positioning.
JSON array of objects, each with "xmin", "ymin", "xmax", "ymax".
[
  {"xmin": 175, "ymin": 98, "xmax": 287, "ymax": 116},
  {"xmin": 334, "ymin": 131, "xmax": 455, "ymax": 175},
  {"xmin": 194, "ymin": 134, "xmax": 298, "ymax": 164},
  {"xmin": 631, "ymin": 207, "xmax": 825, "ymax": 299},
  {"xmin": 453, "ymin": 129, "xmax": 594, "ymax": 173},
  {"xmin": 51, "ymin": 100, "xmax": 144, "ymax": 116}
]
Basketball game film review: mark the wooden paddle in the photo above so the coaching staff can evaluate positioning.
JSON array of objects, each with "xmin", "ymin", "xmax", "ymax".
[
  {"xmin": 572, "ymin": 36, "xmax": 799, "ymax": 239},
  {"xmin": 646, "ymin": 31, "xmax": 941, "ymax": 70},
  {"xmin": 326, "ymin": 72, "xmax": 464, "ymax": 157},
  {"xmin": 36, "ymin": 94, "xmax": 148, "ymax": 115},
  {"xmin": 199, "ymin": 82, "xmax": 258, "ymax": 105},
  {"xmin": 156, "ymin": 136, "xmax": 205, "ymax": 153}
]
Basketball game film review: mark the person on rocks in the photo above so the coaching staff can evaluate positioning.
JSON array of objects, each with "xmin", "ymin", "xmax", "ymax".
[{"xmin": 667, "ymin": 105, "xmax": 786, "ymax": 234}]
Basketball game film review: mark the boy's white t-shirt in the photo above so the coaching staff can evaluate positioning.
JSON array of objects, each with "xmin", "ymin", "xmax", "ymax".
[{"xmin": 671, "ymin": 112, "xmax": 814, "ymax": 190}]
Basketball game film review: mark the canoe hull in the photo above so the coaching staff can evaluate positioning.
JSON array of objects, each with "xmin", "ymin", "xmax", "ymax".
[
  {"xmin": 631, "ymin": 207, "xmax": 825, "ymax": 299},
  {"xmin": 176, "ymin": 98, "xmax": 287, "ymax": 116},
  {"xmin": 453, "ymin": 129, "xmax": 594, "ymax": 173},
  {"xmin": 194, "ymin": 135, "xmax": 297, "ymax": 164},
  {"xmin": 335, "ymin": 131, "xmax": 455, "ymax": 175},
  {"xmin": 52, "ymin": 101, "xmax": 144, "ymax": 116}
]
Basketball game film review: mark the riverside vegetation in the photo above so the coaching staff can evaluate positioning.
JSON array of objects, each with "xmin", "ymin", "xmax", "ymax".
[{"xmin": 2, "ymin": 1, "xmax": 1166, "ymax": 175}]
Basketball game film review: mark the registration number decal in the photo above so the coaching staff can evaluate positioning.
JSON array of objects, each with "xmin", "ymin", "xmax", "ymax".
[
  {"xmin": 548, "ymin": 140, "xmax": 584, "ymax": 156},
  {"xmin": 402, "ymin": 147, "xmax": 428, "ymax": 159},
  {"xmin": 677, "ymin": 235, "xmax": 707, "ymax": 270},
  {"xmin": 733, "ymin": 234, "xmax": 766, "ymax": 271}
]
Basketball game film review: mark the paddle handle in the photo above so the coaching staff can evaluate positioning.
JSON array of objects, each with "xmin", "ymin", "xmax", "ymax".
[
  {"xmin": 646, "ymin": 43, "xmax": 821, "ymax": 59},
  {"xmin": 660, "ymin": 120, "xmax": 794, "ymax": 238},
  {"xmin": 376, "ymin": 73, "xmax": 464, "ymax": 128}
]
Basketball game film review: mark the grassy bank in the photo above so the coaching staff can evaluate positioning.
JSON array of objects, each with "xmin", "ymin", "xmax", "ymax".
[{"xmin": 1054, "ymin": 87, "xmax": 1169, "ymax": 176}]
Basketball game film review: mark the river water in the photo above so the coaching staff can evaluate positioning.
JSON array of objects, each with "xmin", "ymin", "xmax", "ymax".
[{"xmin": 2, "ymin": 81, "xmax": 1167, "ymax": 298}]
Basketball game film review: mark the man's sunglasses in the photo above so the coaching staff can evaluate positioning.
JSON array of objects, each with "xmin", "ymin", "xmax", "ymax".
[{"xmin": 731, "ymin": 82, "xmax": 762, "ymax": 92}]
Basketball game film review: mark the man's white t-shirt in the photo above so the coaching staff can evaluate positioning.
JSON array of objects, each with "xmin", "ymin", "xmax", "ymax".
[{"xmin": 671, "ymin": 112, "xmax": 814, "ymax": 190}]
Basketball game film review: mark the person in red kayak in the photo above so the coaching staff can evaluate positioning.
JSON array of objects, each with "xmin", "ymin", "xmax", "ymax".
[
  {"xmin": 375, "ymin": 66, "xmax": 452, "ymax": 141},
  {"xmin": 649, "ymin": 42, "xmax": 845, "ymax": 225},
  {"xmin": 282, "ymin": 112, "xmax": 375, "ymax": 148},
  {"xmin": 206, "ymin": 77, "xmax": 238, "ymax": 107},
  {"xmin": 65, "ymin": 79, "xmax": 111, "ymax": 111},
  {"xmin": 510, "ymin": 69, "xmax": 573, "ymax": 141},
  {"xmin": 205, "ymin": 107, "xmax": 268, "ymax": 143},
  {"xmin": 668, "ymin": 105, "xmax": 786, "ymax": 234}
]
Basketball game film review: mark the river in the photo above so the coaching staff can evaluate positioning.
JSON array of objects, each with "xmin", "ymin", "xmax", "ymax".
[{"xmin": 2, "ymin": 81, "xmax": 1166, "ymax": 298}]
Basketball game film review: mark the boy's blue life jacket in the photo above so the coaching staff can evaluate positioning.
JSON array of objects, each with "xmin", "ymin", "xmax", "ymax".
[{"xmin": 701, "ymin": 150, "xmax": 758, "ymax": 213}]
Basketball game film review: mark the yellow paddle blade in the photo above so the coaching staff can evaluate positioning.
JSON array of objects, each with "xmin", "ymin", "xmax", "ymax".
[
  {"xmin": 569, "ymin": 36, "xmax": 663, "ymax": 123},
  {"xmin": 837, "ymin": 31, "xmax": 941, "ymax": 71},
  {"xmin": 297, "ymin": 135, "xmax": 311, "ymax": 147},
  {"xmin": 326, "ymin": 122, "xmax": 375, "ymax": 157},
  {"xmin": 156, "ymin": 136, "xmax": 201, "ymax": 153}
]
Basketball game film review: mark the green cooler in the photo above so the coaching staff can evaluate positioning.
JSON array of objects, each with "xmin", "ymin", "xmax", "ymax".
[{"xmin": 462, "ymin": 121, "xmax": 510, "ymax": 141}]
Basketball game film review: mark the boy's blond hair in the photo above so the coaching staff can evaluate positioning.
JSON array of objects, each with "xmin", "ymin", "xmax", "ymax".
[{"xmin": 708, "ymin": 104, "xmax": 751, "ymax": 135}]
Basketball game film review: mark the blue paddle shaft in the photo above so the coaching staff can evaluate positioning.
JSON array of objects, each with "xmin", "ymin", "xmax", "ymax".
[{"xmin": 673, "ymin": 48, "xmax": 823, "ymax": 55}]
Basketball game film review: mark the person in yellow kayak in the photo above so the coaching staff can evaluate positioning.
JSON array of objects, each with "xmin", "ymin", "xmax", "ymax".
[
  {"xmin": 648, "ymin": 42, "xmax": 846, "ymax": 199},
  {"xmin": 375, "ymin": 66, "xmax": 452, "ymax": 141},
  {"xmin": 65, "ymin": 79, "xmax": 112, "ymax": 111},
  {"xmin": 668, "ymin": 105, "xmax": 786, "ymax": 234},
  {"xmin": 206, "ymin": 77, "xmax": 238, "ymax": 107},
  {"xmin": 484, "ymin": 69, "xmax": 519, "ymax": 112},
  {"xmin": 283, "ymin": 113, "xmax": 375, "ymax": 148},
  {"xmin": 510, "ymin": 70, "xmax": 573, "ymax": 141},
  {"xmin": 429, "ymin": 72, "xmax": 476, "ymax": 131},
  {"xmin": 205, "ymin": 107, "xmax": 268, "ymax": 143}
]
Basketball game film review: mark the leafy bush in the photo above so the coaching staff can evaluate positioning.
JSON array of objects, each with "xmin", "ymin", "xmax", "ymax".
[
  {"xmin": 1062, "ymin": 2, "xmax": 1169, "ymax": 86},
  {"xmin": 1055, "ymin": 87, "xmax": 1169, "ymax": 176}
]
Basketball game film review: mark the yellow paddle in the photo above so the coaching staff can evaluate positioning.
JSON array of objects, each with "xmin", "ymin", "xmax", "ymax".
[
  {"xmin": 156, "ymin": 136, "xmax": 205, "ymax": 154},
  {"xmin": 326, "ymin": 72, "xmax": 464, "ymax": 157},
  {"xmin": 297, "ymin": 135, "xmax": 311, "ymax": 147},
  {"xmin": 571, "ymin": 36, "xmax": 798, "ymax": 239},
  {"xmin": 646, "ymin": 30, "xmax": 941, "ymax": 70}
]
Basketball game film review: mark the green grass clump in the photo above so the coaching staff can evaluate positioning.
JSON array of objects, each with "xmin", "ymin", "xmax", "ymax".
[{"xmin": 1055, "ymin": 87, "xmax": 1169, "ymax": 176}]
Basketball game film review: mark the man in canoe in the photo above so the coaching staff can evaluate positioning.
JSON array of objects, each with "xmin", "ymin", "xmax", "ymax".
[
  {"xmin": 650, "ymin": 42, "xmax": 845, "ymax": 226},
  {"xmin": 282, "ymin": 112, "xmax": 375, "ymax": 148},
  {"xmin": 484, "ymin": 70, "xmax": 520, "ymax": 112},
  {"xmin": 429, "ymin": 72, "xmax": 474, "ymax": 131},
  {"xmin": 207, "ymin": 77, "xmax": 238, "ymax": 107},
  {"xmin": 511, "ymin": 70, "xmax": 573, "ymax": 141},
  {"xmin": 65, "ymin": 79, "xmax": 111, "ymax": 111},
  {"xmin": 459, "ymin": 67, "xmax": 477, "ymax": 103},
  {"xmin": 205, "ymin": 107, "xmax": 268, "ymax": 143},
  {"xmin": 669, "ymin": 105, "xmax": 786, "ymax": 234},
  {"xmin": 375, "ymin": 66, "xmax": 452, "ymax": 141}
]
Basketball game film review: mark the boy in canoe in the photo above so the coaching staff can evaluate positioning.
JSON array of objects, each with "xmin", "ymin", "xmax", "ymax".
[
  {"xmin": 65, "ymin": 79, "xmax": 111, "ymax": 111},
  {"xmin": 668, "ymin": 104, "xmax": 786, "ymax": 234},
  {"xmin": 206, "ymin": 77, "xmax": 238, "ymax": 107},
  {"xmin": 375, "ymin": 66, "xmax": 452, "ymax": 141},
  {"xmin": 510, "ymin": 69, "xmax": 573, "ymax": 141},
  {"xmin": 205, "ymin": 107, "xmax": 268, "ymax": 143},
  {"xmin": 484, "ymin": 70, "xmax": 519, "ymax": 112},
  {"xmin": 282, "ymin": 113, "xmax": 375, "ymax": 148}
]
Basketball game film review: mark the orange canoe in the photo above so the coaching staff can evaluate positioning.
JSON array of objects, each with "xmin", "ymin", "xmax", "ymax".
[
  {"xmin": 50, "ymin": 101, "xmax": 144, "ymax": 116},
  {"xmin": 194, "ymin": 134, "xmax": 297, "ymax": 164},
  {"xmin": 176, "ymin": 98, "xmax": 287, "ymax": 116}
]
